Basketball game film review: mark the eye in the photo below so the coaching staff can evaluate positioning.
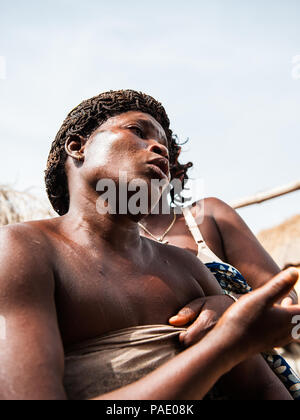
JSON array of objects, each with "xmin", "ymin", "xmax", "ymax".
[{"xmin": 128, "ymin": 126, "xmax": 145, "ymax": 138}]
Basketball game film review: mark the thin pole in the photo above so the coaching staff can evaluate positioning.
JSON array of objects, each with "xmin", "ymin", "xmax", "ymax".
[{"xmin": 231, "ymin": 180, "xmax": 300, "ymax": 210}]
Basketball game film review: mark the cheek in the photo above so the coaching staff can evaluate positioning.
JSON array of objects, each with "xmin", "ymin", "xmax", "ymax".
[{"xmin": 86, "ymin": 135, "xmax": 120, "ymax": 167}]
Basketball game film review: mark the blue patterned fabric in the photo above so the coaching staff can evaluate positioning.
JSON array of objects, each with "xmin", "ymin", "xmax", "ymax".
[
  {"xmin": 206, "ymin": 262, "xmax": 252, "ymax": 294},
  {"xmin": 262, "ymin": 351, "xmax": 300, "ymax": 400},
  {"xmin": 205, "ymin": 261, "xmax": 300, "ymax": 400}
]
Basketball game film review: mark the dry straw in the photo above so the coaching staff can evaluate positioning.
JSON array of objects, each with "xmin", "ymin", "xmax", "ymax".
[
  {"xmin": 0, "ymin": 185, "xmax": 54, "ymax": 226},
  {"xmin": 257, "ymin": 215, "xmax": 300, "ymax": 270}
]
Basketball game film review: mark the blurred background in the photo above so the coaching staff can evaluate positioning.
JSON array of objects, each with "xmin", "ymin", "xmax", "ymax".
[{"xmin": 0, "ymin": 0, "xmax": 299, "ymax": 235}]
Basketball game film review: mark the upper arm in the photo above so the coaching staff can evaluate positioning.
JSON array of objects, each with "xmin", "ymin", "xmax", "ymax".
[
  {"xmin": 218, "ymin": 355, "xmax": 292, "ymax": 400},
  {"xmin": 0, "ymin": 225, "xmax": 66, "ymax": 400},
  {"xmin": 205, "ymin": 197, "xmax": 281, "ymax": 288}
]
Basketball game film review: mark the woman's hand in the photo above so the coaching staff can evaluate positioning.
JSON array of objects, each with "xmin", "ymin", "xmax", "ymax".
[
  {"xmin": 94, "ymin": 269, "xmax": 300, "ymax": 401},
  {"xmin": 169, "ymin": 294, "xmax": 235, "ymax": 346},
  {"xmin": 170, "ymin": 268, "xmax": 299, "ymax": 348},
  {"xmin": 214, "ymin": 268, "xmax": 300, "ymax": 359}
]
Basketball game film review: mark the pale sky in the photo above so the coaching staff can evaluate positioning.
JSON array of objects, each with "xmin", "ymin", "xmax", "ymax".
[{"xmin": 0, "ymin": 0, "xmax": 299, "ymax": 233}]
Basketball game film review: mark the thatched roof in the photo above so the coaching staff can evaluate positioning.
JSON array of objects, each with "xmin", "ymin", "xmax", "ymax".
[
  {"xmin": 0, "ymin": 185, "xmax": 55, "ymax": 226},
  {"xmin": 258, "ymin": 215, "xmax": 300, "ymax": 269}
]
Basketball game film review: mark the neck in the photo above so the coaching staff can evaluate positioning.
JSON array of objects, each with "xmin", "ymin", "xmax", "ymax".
[
  {"xmin": 146, "ymin": 194, "xmax": 171, "ymax": 218},
  {"xmin": 63, "ymin": 182, "xmax": 143, "ymax": 255}
]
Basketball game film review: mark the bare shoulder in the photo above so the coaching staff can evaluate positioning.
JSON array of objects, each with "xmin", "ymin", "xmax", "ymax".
[
  {"xmin": 0, "ymin": 220, "xmax": 55, "ymax": 293},
  {"xmin": 0, "ymin": 219, "xmax": 54, "ymax": 256},
  {"xmin": 198, "ymin": 197, "xmax": 253, "ymax": 231},
  {"xmin": 0, "ymin": 221, "xmax": 66, "ymax": 400},
  {"xmin": 193, "ymin": 197, "xmax": 233, "ymax": 218},
  {"xmin": 192, "ymin": 197, "xmax": 242, "ymax": 229}
]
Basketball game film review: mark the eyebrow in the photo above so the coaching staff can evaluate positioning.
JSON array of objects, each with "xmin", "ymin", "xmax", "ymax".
[{"xmin": 126, "ymin": 118, "xmax": 168, "ymax": 145}]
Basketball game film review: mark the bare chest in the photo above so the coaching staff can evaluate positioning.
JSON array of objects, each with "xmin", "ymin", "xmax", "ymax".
[
  {"xmin": 54, "ymin": 248, "xmax": 204, "ymax": 347},
  {"xmin": 140, "ymin": 213, "xmax": 226, "ymax": 262}
]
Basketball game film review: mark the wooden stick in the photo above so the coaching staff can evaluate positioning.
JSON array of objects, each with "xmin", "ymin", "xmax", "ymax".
[{"xmin": 231, "ymin": 180, "xmax": 300, "ymax": 210}]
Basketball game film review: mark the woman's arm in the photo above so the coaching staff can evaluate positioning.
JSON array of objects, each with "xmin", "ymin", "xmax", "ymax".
[
  {"xmin": 218, "ymin": 354, "xmax": 292, "ymax": 400},
  {"xmin": 169, "ymin": 297, "xmax": 292, "ymax": 400},
  {"xmin": 204, "ymin": 198, "xmax": 297, "ymax": 303},
  {"xmin": 92, "ymin": 326, "xmax": 238, "ymax": 400},
  {"xmin": 93, "ymin": 269, "xmax": 300, "ymax": 400}
]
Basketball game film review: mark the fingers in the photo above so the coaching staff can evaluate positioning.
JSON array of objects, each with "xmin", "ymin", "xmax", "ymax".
[
  {"xmin": 169, "ymin": 298, "xmax": 206, "ymax": 326},
  {"xmin": 253, "ymin": 268, "xmax": 299, "ymax": 308},
  {"xmin": 179, "ymin": 310, "xmax": 218, "ymax": 346}
]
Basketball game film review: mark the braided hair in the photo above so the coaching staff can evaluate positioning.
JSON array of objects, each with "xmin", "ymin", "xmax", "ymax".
[{"xmin": 45, "ymin": 89, "xmax": 192, "ymax": 215}]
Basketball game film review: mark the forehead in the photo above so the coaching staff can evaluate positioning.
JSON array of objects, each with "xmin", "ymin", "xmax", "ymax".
[{"xmin": 96, "ymin": 111, "xmax": 168, "ymax": 142}]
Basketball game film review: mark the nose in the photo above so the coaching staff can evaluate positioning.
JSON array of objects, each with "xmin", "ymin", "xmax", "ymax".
[{"xmin": 147, "ymin": 141, "xmax": 169, "ymax": 160}]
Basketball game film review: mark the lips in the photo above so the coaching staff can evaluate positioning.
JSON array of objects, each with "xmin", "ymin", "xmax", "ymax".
[{"xmin": 147, "ymin": 157, "xmax": 170, "ymax": 177}]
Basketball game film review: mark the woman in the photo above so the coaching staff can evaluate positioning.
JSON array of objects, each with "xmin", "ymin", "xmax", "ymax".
[
  {"xmin": 138, "ymin": 133, "xmax": 299, "ymax": 397},
  {"xmin": 139, "ymin": 146, "xmax": 298, "ymax": 305}
]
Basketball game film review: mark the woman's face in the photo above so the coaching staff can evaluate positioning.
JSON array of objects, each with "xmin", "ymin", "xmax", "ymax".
[
  {"xmin": 84, "ymin": 110, "xmax": 170, "ymax": 183},
  {"xmin": 67, "ymin": 111, "xmax": 171, "ymax": 215}
]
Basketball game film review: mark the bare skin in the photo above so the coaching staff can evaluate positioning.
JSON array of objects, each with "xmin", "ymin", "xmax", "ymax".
[
  {"xmin": 0, "ymin": 111, "xmax": 298, "ymax": 400},
  {"xmin": 140, "ymin": 196, "xmax": 297, "ymax": 305},
  {"xmin": 94, "ymin": 268, "xmax": 300, "ymax": 400},
  {"xmin": 138, "ymin": 157, "xmax": 297, "ymax": 360}
]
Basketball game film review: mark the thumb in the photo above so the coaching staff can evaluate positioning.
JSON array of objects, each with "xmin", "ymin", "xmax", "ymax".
[
  {"xmin": 169, "ymin": 298, "xmax": 205, "ymax": 326},
  {"xmin": 254, "ymin": 268, "xmax": 299, "ymax": 307},
  {"xmin": 169, "ymin": 308, "xmax": 196, "ymax": 327}
]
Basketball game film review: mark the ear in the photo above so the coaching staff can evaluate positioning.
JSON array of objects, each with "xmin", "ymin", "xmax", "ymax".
[{"xmin": 65, "ymin": 134, "xmax": 86, "ymax": 162}]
